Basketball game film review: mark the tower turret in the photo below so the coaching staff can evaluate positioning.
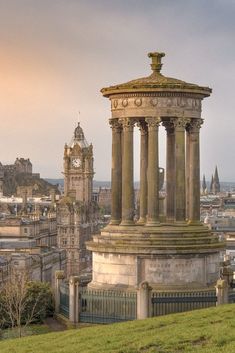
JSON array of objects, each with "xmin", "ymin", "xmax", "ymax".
[{"xmin": 63, "ymin": 122, "xmax": 94, "ymax": 202}]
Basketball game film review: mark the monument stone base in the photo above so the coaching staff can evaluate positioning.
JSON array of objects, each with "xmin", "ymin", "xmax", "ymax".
[{"xmin": 87, "ymin": 223, "xmax": 224, "ymax": 290}]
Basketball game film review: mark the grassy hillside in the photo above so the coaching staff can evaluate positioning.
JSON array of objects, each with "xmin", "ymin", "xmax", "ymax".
[{"xmin": 0, "ymin": 304, "xmax": 235, "ymax": 353}]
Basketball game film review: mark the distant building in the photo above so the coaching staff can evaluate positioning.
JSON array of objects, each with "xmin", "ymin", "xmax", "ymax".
[
  {"xmin": 14, "ymin": 158, "xmax": 32, "ymax": 174},
  {"xmin": 0, "ymin": 213, "xmax": 65, "ymax": 284},
  {"xmin": 97, "ymin": 187, "xmax": 111, "ymax": 213},
  {"xmin": 0, "ymin": 157, "xmax": 59, "ymax": 198}
]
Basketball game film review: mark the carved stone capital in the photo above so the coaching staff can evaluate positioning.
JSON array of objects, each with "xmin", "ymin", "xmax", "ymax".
[
  {"xmin": 146, "ymin": 117, "xmax": 161, "ymax": 131},
  {"xmin": 55, "ymin": 270, "xmax": 65, "ymax": 280},
  {"xmin": 162, "ymin": 120, "xmax": 174, "ymax": 134},
  {"xmin": 69, "ymin": 275, "xmax": 80, "ymax": 285},
  {"xmin": 119, "ymin": 118, "xmax": 135, "ymax": 131},
  {"xmin": 109, "ymin": 118, "xmax": 122, "ymax": 133},
  {"xmin": 170, "ymin": 117, "xmax": 191, "ymax": 130},
  {"xmin": 136, "ymin": 120, "xmax": 148, "ymax": 135},
  {"xmin": 186, "ymin": 118, "xmax": 204, "ymax": 132}
]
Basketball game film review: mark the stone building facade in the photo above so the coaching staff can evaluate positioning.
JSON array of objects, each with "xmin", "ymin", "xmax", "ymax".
[
  {"xmin": 57, "ymin": 123, "xmax": 99, "ymax": 277},
  {"xmin": 0, "ymin": 213, "xmax": 65, "ymax": 285}
]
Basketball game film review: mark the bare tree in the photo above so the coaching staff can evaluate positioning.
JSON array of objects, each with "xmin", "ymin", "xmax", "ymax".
[{"xmin": 0, "ymin": 268, "xmax": 46, "ymax": 338}]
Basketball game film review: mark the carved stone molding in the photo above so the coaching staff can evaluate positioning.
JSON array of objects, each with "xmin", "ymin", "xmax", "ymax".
[
  {"xmin": 122, "ymin": 99, "xmax": 128, "ymax": 107},
  {"xmin": 150, "ymin": 97, "xmax": 158, "ymax": 106},
  {"xmin": 111, "ymin": 92, "xmax": 203, "ymax": 99},
  {"xmin": 134, "ymin": 97, "xmax": 142, "ymax": 107},
  {"xmin": 109, "ymin": 118, "xmax": 122, "ymax": 133},
  {"xmin": 162, "ymin": 120, "xmax": 174, "ymax": 134},
  {"xmin": 111, "ymin": 96, "xmax": 201, "ymax": 113},
  {"xmin": 113, "ymin": 99, "xmax": 118, "ymax": 108},
  {"xmin": 69, "ymin": 275, "xmax": 80, "ymax": 285},
  {"xmin": 137, "ymin": 120, "xmax": 148, "ymax": 135},
  {"xmin": 170, "ymin": 117, "xmax": 191, "ymax": 129},
  {"xmin": 119, "ymin": 118, "xmax": 135, "ymax": 131},
  {"xmin": 146, "ymin": 117, "xmax": 161, "ymax": 130},
  {"xmin": 186, "ymin": 118, "xmax": 204, "ymax": 132}
]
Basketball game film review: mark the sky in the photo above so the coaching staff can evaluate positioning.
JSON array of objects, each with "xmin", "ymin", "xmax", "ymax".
[{"xmin": 0, "ymin": 0, "xmax": 235, "ymax": 181}]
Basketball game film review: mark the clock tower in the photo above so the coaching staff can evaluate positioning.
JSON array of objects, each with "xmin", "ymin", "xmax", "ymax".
[
  {"xmin": 57, "ymin": 122, "xmax": 98, "ymax": 277},
  {"xmin": 63, "ymin": 122, "xmax": 94, "ymax": 201}
]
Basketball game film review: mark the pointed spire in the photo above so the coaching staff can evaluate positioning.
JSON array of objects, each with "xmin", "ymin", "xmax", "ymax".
[
  {"xmin": 202, "ymin": 174, "xmax": 206, "ymax": 190},
  {"xmin": 202, "ymin": 174, "xmax": 207, "ymax": 195},
  {"xmin": 213, "ymin": 165, "xmax": 220, "ymax": 194},
  {"xmin": 210, "ymin": 174, "xmax": 214, "ymax": 193},
  {"xmin": 214, "ymin": 165, "xmax": 219, "ymax": 182}
]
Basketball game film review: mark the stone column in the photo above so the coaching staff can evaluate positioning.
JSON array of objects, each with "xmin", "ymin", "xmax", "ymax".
[
  {"xmin": 137, "ymin": 120, "xmax": 148, "ymax": 224},
  {"xmin": 0, "ymin": 180, "xmax": 3, "ymax": 196},
  {"xmin": 137, "ymin": 281, "xmax": 152, "ymax": 319},
  {"xmin": 185, "ymin": 129, "xmax": 190, "ymax": 220},
  {"xmin": 171, "ymin": 118, "xmax": 189, "ymax": 222},
  {"xmin": 146, "ymin": 117, "xmax": 161, "ymax": 226},
  {"xmin": 216, "ymin": 279, "xmax": 229, "ymax": 305},
  {"xmin": 69, "ymin": 275, "xmax": 80, "ymax": 324},
  {"xmin": 54, "ymin": 270, "xmax": 65, "ymax": 313},
  {"xmin": 109, "ymin": 119, "xmax": 122, "ymax": 225},
  {"xmin": 187, "ymin": 119, "xmax": 203, "ymax": 224},
  {"xmin": 120, "ymin": 118, "xmax": 135, "ymax": 225},
  {"xmin": 163, "ymin": 121, "xmax": 175, "ymax": 222}
]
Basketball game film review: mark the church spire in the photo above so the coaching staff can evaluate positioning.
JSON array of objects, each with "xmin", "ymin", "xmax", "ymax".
[
  {"xmin": 202, "ymin": 174, "xmax": 207, "ymax": 195},
  {"xmin": 210, "ymin": 174, "xmax": 214, "ymax": 193},
  {"xmin": 213, "ymin": 165, "xmax": 220, "ymax": 194}
]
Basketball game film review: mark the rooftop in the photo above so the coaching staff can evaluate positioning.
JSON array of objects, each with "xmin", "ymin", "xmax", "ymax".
[{"xmin": 101, "ymin": 52, "xmax": 212, "ymax": 97}]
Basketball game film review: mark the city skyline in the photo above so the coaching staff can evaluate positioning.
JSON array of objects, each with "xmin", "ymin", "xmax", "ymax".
[{"xmin": 0, "ymin": 0, "xmax": 235, "ymax": 181}]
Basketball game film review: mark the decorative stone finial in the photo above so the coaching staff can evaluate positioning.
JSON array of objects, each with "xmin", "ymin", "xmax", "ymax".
[{"xmin": 148, "ymin": 52, "xmax": 165, "ymax": 73}]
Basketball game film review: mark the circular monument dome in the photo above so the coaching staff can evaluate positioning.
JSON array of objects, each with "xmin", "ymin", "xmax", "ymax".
[{"xmin": 101, "ymin": 52, "xmax": 211, "ymax": 97}]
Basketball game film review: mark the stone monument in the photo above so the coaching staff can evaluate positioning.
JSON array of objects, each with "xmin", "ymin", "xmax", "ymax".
[{"xmin": 87, "ymin": 52, "xmax": 224, "ymax": 291}]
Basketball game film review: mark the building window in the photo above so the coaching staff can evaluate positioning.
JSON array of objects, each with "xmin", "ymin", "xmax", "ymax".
[
  {"xmin": 62, "ymin": 238, "xmax": 67, "ymax": 246},
  {"xmin": 24, "ymin": 228, "xmax": 28, "ymax": 234}
]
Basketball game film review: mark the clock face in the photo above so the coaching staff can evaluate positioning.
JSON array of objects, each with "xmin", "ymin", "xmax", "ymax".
[{"xmin": 71, "ymin": 158, "xmax": 81, "ymax": 168}]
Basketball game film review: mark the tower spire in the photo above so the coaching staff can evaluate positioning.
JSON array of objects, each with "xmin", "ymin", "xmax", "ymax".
[
  {"xmin": 213, "ymin": 165, "xmax": 220, "ymax": 194},
  {"xmin": 202, "ymin": 174, "xmax": 207, "ymax": 195},
  {"xmin": 210, "ymin": 174, "xmax": 214, "ymax": 193}
]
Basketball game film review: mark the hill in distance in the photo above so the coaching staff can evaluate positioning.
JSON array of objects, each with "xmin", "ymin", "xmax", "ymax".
[
  {"xmin": 45, "ymin": 178, "xmax": 235, "ymax": 192},
  {"xmin": 3, "ymin": 173, "xmax": 59, "ymax": 196},
  {"xmin": 0, "ymin": 304, "xmax": 235, "ymax": 353},
  {"xmin": 45, "ymin": 179, "xmax": 111, "ymax": 189}
]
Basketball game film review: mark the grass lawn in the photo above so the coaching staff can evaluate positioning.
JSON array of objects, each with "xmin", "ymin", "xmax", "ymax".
[
  {"xmin": 0, "ymin": 324, "xmax": 52, "ymax": 340},
  {"xmin": 0, "ymin": 304, "xmax": 235, "ymax": 353}
]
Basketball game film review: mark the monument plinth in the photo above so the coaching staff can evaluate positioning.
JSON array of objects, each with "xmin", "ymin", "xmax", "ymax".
[{"xmin": 87, "ymin": 52, "xmax": 224, "ymax": 290}]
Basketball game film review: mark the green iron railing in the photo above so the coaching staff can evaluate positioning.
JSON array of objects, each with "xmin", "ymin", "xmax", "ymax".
[
  {"xmin": 59, "ymin": 281, "xmax": 69, "ymax": 318},
  {"xmin": 79, "ymin": 288, "xmax": 137, "ymax": 324},
  {"xmin": 151, "ymin": 290, "xmax": 217, "ymax": 316}
]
